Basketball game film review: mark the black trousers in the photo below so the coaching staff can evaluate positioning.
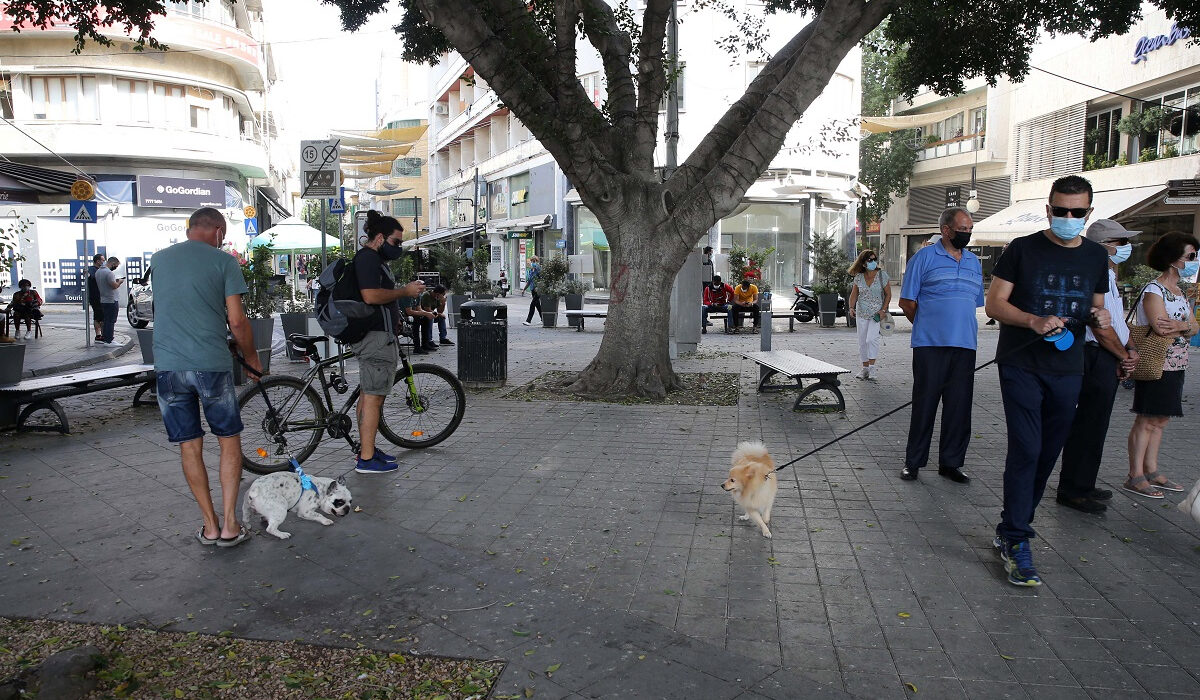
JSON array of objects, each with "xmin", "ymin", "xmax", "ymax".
[
  {"xmin": 904, "ymin": 346, "xmax": 976, "ymax": 470},
  {"xmin": 526, "ymin": 292, "xmax": 542, "ymax": 323},
  {"xmin": 731, "ymin": 303, "xmax": 760, "ymax": 327},
  {"xmin": 1058, "ymin": 344, "xmax": 1120, "ymax": 499}
]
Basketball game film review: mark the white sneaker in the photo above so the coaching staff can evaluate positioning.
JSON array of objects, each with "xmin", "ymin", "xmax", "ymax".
[
  {"xmin": 522, "ymin": 320, "xmax": 532, "ymax": 326},
  {"xmin": 856, "ymin": 367, "xmax": 869, "ymax": 380},
  {"xmin": 23, "ymin": 332, "xmax": 31, "ymax": 340}
]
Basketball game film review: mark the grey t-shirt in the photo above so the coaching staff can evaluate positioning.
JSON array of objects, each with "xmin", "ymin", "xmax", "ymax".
[
  {"xmin": 150, "ymin": 240, "xmax": 249, "ymax": 372},
  {"xmin": 94, "ymin": 266, "xmax": 119, "ymax": 303}
]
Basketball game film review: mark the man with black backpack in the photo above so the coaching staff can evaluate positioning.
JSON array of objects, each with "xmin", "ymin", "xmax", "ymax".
[{"xmin": 351, "ymin": 211, "xmax": 425, "ymax": 474}]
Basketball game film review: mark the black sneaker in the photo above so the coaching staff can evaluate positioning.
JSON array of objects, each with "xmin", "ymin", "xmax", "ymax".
[
  {"xmin": 412, "ymin": 348, "xmax": 427, "ymax": 355},
  {"xmin": 439, "ymin": 338, "xmax": 455, "ymax": 346},
  {"xmin": 1089, "ymin": 488, "xmax": 1113, "ymax": 501},
  {"xmin": 1056, "ymin": 495, "xmax": 1107, "ymax": 514},
  {"xmin": 422, "ymin": 343, "xmax": 439, "ymax": 351}
]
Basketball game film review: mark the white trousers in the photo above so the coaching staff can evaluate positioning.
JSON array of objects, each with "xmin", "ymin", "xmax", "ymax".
[{"xmin": 856, "ymin": 316, "xmax": 881, "ymax": 364}]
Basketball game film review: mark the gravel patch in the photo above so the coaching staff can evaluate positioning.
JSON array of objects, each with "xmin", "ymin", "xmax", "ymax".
[
  {"xmin": 502, "ymin": 370, "xmax": 740, "ymax": 406},
  {"xmin": 0, "ymin": 617, "xmax": 503, "ymax": 699}
]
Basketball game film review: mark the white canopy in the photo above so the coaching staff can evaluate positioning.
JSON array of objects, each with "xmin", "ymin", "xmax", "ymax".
[
  {"xmin": 860, "ymin": 108, "xmax": 965, "ymax": 134},
  {"xmin": 248, "ymin": 216, "xmax": 341, "ymax": 253},
  {"xmin": 971, "ymin": 186, "xmax": 1165, "ymax": 246}
]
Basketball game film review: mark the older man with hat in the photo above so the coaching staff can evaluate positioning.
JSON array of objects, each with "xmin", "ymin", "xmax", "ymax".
[{"xmin": 1056, "ymin": 219, "xmax": 1140, "ymax": 514}]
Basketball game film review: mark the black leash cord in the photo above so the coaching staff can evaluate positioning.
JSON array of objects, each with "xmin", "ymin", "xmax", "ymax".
[{"xmin": 771, "ymin": 317, "xmax": 1090, "ymax": 473}]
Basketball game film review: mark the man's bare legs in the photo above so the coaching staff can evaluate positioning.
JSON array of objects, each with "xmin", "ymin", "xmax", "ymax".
[
  {"xmin": 180, "ymin": 435, "xmax": 245, "ymax": 539},
  {"xmin": 357, "ymin": 393, "xmax": 385, "ymax": 459}
]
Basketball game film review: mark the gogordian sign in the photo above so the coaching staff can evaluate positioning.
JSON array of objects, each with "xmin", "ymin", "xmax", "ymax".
[
  {"xmin": 136, "ymin": 175, "xmax": 225, "ymax": 208},
  {"xmin": 1132, "ymin": 23, "xmax": 1191, "ymax": 64}
]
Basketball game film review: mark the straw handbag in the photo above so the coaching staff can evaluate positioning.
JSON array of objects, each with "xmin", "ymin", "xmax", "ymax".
[{"xmin": 1125, "ymin": 283, "xmax": 1171, "ymax": 382}]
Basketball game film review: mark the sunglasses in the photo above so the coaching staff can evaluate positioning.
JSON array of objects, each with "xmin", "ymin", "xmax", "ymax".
[
  {"xmin": 1050, "ymin": 205, "xmax": 1090, "ymax": 218},
  {"xmin": 865, "ymin": 257, "xmax": 877, "ymax": 262},
  {"xmin": 1182, "ymin": 251, "xmax": 1198, "ymax": 262}
]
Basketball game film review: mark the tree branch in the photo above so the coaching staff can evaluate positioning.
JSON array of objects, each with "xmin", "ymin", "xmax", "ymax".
[
  {"xmin": 578, "ymin": 0, "xmax": 638, "ymax": 127},
  {"xmin": 632, "ymin": 0, "xmax": 673, "ymax": 171}
]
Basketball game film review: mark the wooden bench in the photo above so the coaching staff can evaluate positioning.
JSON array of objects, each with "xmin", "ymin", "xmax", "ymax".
[
  {"xmin": 564, "ymin": 307, "xmax": 609, "ymax": 332},
  {"xmin": 0, "ymin": 364, "xmax": 158, "ymax": 433},
  {"xmin": 741, "ymin": 350, "xmax": 850, "ymax": 412}
]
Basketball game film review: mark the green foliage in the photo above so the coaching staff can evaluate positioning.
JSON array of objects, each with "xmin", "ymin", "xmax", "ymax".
[
  {"xmin": 858, "ymin": 25, "xmax": 920, "ymax": 229},
  {"xmin": 538, "ymin": 254, "xmax": 570, "ymax": 297},
  {"xmin": 0, "ymin": 218, "xmax": 30, "ymax": 278},
  {"xmin": 728, "ymin": 243, "xmax": 776, "ymax": 293},
  {"xmin": 807, "ymin": 231, "xmax": 852, "ymax": 296},
  {"xmin": 1139, "ymin": 147, "xmax": 1159, "ymax": 162},
  {"xmin": 430, "ymin": 243, "xmax": 469, "ymax": 295},
  {"xmin": 471, "ymin": 245, "xmax": 491, "ymax": 295},
  {"xmin": 278, "ymin": 283, "xmax": 313, "ymax": 314},
  {"xmin": 1162, "ymin": 143, "xmax": 1179, "ymax": 158},
  {"xmin": 390, "ymin": 254, "xmax": 416, "ymax": 286},
  {"xmin": 563, "ymin": 277, "xmax": 591, "ymax": 295},
  {"xmin": 242, "ymin": 244, "xmax": 276, "ymax": 319},
  {"xmin": 301, "ymin": 200, "xmax": 352, "ymax": 245},
  {"xmin": 1117, "ymin": 106, "xmax": 1172, "ymax": 138}
]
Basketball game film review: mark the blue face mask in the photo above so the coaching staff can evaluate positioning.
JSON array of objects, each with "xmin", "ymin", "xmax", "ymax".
[
  {"xmin": 1109, "ymin": 243, "xmax": 1132, "ymax": 264},
  {"xmin": 1049, "ymin": 217, "xmax": 1086, "ymax": 241},
  {"xmin": 1182, "ymin": 260, "xmax": 1200, "ymax": 279},
  {"xmin": 865, "ymin": 261, "xmax": 878, "ymax": 271}
]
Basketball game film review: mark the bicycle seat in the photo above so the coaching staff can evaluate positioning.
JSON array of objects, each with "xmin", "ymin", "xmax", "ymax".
[{"xmin": 288, "ymin": 333, "xmax": 328, "ymax": 346}]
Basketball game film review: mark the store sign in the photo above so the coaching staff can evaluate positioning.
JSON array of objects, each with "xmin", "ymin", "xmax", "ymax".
[
  {"xmin": 507, "ymin": 231, "xmax": 534, "ymax": 239},
  {"xmin": 944, "ymin": 187, "xmax": 961, "ymax": 209},
  {"xmin": 1132, "ymin": 23, "xmax": 1192, "ymax": 64},
  {"xmin": 0, "ymin": 188, "xmax": 38, "ymax": 203},
  {"xmin": 1165, "ymin": 178, "xmax": 1200, "ymax": 205},
  {"xmin": 136, "ymin": 175, "xmax": 224, "ymax": 208}
]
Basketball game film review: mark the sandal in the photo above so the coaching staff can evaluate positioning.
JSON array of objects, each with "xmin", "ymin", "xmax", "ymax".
[
  {"xmin": 1144, "ymin": 471, "xmax": 1184, "ymax": 492},
  {"xmin": 216, "ymin": 525, "xmax": 251, "ymax": 548},
  {"xmin": 1122, "ymin": 475, "xmax": 1164, "ymax": 499},
  {"xmin": 195, "ymin": 527, "xmax": 220, "ymax": 546}
]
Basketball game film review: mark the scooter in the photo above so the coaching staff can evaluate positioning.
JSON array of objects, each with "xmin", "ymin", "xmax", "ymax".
[
  {"xmin": 497, "ymin": 273, "xmax": 511, "ymax": 297},
  {"xmin": 791, "ymin": 283, "xmax": 846, "ymax": 323}
]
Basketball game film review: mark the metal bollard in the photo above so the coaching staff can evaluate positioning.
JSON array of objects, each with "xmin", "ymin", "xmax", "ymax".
[{"xmin": 759, "ymin": 310, "xmax": 772, "ymax": 384}]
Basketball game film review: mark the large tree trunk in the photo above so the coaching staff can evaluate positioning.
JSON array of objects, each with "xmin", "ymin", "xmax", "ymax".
[{"xmin": 565, "ymin": 207, "xmax": 693, "ymax": 400}]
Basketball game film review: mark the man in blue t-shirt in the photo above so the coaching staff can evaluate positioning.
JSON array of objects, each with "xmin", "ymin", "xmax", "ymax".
[
  {"xmin": 985, "ymin": 175, "xmax": 1113, "ymax": 587},
  {"xmin": 151, "ymin": 207, "xmax": 261, "ymax": 548},
  {"xmin": 898, "ymin": 207, "xmax": 984, "ymax": 486}
]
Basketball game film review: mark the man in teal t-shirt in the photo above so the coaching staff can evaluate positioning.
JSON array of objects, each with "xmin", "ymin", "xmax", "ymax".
[{"xmin": 150, "ymin": 207, "xmax": 261, "ymax": 548}]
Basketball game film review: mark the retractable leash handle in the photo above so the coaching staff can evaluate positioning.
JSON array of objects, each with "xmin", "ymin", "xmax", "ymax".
[{"xmin": 771, "ymin": 314, "xmax": 1098, "ymax": 474}]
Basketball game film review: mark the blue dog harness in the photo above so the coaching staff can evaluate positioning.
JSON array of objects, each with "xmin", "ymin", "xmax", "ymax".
[{"xmin": 290, "ymin": 459, "xmax": 320, "ymax": 509}]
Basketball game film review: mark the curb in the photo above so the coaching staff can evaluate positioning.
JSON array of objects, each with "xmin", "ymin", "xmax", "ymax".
[{"xmin": 20, "ymin": 325, "xmax": 136, "ymax": 379}]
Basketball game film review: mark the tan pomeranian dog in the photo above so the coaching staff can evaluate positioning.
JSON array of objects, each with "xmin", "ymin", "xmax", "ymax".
[{"xmin": 721, "ymin": 441, "xmax": 778, "ymax": 538}]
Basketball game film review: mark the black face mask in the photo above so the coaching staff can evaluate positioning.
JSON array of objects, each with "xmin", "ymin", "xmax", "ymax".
[
  {"xmin": 379, "ymin": 241, "xmax": 403, "ymax": 260},
  {"xmin": 950, "ymin": 231, "xmax": 972, "ymax": 250}
]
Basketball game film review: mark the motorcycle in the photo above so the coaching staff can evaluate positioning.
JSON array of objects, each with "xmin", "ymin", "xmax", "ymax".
[
  {"xmin": 791, "ymin": 283, "xmax": 846, "ymax": 323},
  {"xmin": 497, "ymin": 273, "xmax": 511, "ymax": 297}
]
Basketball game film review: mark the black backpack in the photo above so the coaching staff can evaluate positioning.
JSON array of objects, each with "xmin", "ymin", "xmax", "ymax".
[{"xmin": 314, "ymin": 256, "xmax": 377, "ymax": 344}]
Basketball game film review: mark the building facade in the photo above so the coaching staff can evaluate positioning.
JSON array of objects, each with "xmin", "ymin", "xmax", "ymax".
[
  {"xmin": 883, "ymin": 5, "xmax": 1200, "ymax": 282},
  {"xmin": 0, "ymin": 0, "xmax": 286, "ymax": 302},
  {"xmin": 418, "ymin": 1, "xmax": 862, "ymax": 295}
]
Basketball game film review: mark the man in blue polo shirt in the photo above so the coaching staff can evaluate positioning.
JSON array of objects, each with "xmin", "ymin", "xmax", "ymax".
[{"xmin": 898, "ymin": 207, "xmax": 984, "ymax": 484}]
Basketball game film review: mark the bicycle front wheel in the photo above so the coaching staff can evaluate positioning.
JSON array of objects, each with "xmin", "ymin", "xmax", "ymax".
[
  {"xmin": 378, "ymin": 363, "xmax": 466, "ymax": 449},
  {"xmin": 238, "ymin": 376, "xmax": 326, "ymax": 474}
]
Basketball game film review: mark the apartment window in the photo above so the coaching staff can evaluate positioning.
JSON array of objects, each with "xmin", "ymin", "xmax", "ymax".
[
  {"xmin": 1084, "ymin": 107, "xmax": 1122, "ymax": 166},
  {"xmin": 169, "ymin": 0, "xmax": 236, "ymax": 27},
  {"xmin": 393, "ymin": 157, "xmax": 422, "ymax": 177},
  {"xmin": 392, "ymin": 197, "xmax": 421, "ymax": 218},
  {"xmin": 1133, "ymin": 83, "xmax": 1200, "ymax": 158},
  {"xmin": 153, "ymin": 82, "xmax": 187, "ymax": 127},
  {"xmin": 1013, "ymin": 103, "xmax": 1087, "ymax": 182},
  {"xmin": 660, "ymin": 63, "xmax": 686, "ymax": 111},
  {"xmin": 747, "ymin": 61, "xmax": 766, "ymax": 86},
  {"xmin": 29, "ymin": 75, "xmax": 97, "ymax": 121},
  {"xmin": 114, "ymin": 78, "xmax": 150, "ymax": 123},
  {"xmin": 579, "ymin": 72, "xmax": 606, "ymax": 108},
  {"xmin": 190, "ymin": 105, "xmax": 210, "ymax": 130},
  {"xmin": 0, "ymin": 74, "xmax": 13, "ymax": 120}
]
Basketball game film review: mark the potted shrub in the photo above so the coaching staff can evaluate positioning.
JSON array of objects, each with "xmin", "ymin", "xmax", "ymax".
[
  {"xmin": 0, "ymin": 218, "xmax": 29, "ymax": 382},
  {"xmin": 470, "ymin": 245, "xmax": 493, "ymax": 299},
  {"xmin": 537, "ymin": 254, "xmax": 569, "ymax": 327},
  {"xmin": 807, "ymin": 231, "xmax": 853, "ymax": 328},
  {"xmin": 563, "ymin": 277, "xmax": 591, "ymax": 328},
  {"xmin": 431, "ymin": 243, "xmax": 470, "ymax": 327}
]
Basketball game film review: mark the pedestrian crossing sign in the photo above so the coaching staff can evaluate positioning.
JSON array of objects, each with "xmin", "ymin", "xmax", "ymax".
[
  {"xmin": 245, "ymin": 218, "xmax": 258, "ymax": 236},
  {"xmin": 328, "ymin": 196, "xmax": 345, "ymax": 214},
  {"xmin": 70, "ymin": 199, "xmax": 98, "ymax": 224}
]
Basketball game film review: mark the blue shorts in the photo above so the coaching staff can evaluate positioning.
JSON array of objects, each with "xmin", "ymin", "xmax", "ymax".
[{"xmin": 156, "ymin": 370, "xmax": 243, "ymax": 443}]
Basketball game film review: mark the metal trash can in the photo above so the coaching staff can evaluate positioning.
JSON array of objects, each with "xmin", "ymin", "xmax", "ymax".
[{"xmin": 457, "ymin": 299, "xmax": 507, "ymax": 388}]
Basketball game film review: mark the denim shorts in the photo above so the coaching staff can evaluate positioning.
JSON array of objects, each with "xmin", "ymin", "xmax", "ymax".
[{"xmin": 156, "ymin": 370, "xmax": 243, "ymax": 443}]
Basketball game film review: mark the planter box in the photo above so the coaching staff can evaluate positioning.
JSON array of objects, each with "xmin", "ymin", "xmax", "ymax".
[
  {"xmin": 817, "ymin": 293, "xmax": 839, "ymax": 328},
  {"xmin": 248, "ymin": 317, "xmax": 274, "ymax": 374},
  {"xmin": 565, "ymin": 293, "xmax": 584, "ymax": 328},
  {"xmin": 448, "ymin": 294, "xmax": 469, "ymax": 329},
  {"xmin": 0, "ymin": 343, "xmax": 25, "ymax": 385},
  {"xmin": 541, "ymin": 296, "xmax": 561, "ymax": 328},
  {"xmin": 136, "ymin": 328, "xmax": 154, "ymax": 364},
  {"xmin": 280, "ymin": 312, "xmax": 309, "ymax": 361}
]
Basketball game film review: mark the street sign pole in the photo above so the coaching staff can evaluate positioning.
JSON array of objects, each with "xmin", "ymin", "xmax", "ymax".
[
  {"xmin": 338, "ymin": 212, "xmax": 344, "ymax": 254},
  {"xmin": 82, "ymin": 222, "xmax": 90, "ymax": 349},
  {"xmin": 321, "ymin": 199, "xmax": 328, "ymax": 272}
]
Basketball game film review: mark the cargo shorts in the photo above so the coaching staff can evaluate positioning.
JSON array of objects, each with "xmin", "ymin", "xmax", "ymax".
[{"xmin": 351, "ymin": 330, "xmax": 399, "ymax": 396}]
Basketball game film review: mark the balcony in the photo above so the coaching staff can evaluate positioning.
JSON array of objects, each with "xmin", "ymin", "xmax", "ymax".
[
  {"xmin": 917, "ymin": 133, "xmax": 985, "ymax": 161},
  {"xmin": 435, "ymin": 140, "xmax": 547, "ymax": 195},
  {"xmin": 435, "ymin": 90, "xmax": 502, "ymax": 150}
]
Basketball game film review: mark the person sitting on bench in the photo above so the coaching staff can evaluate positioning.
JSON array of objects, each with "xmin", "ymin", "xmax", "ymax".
[
  {"xmin": 7, "ymin": 280, "xmax": 43, "ymax": 339},
  {"xmin": 731, "ymin": 277, "xmax": 760, "ymax": 330},
  {"xmin": 702, "ymin": 274, "xmax": 734, "ymax": 332}
]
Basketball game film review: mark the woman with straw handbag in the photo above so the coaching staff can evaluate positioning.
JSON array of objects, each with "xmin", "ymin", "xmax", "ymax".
[{"xmin": 1125, "ymin": 232, "xmax": 1200, "ymax": 499}]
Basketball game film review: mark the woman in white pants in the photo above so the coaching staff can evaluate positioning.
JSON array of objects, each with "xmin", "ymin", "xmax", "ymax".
[{"xmin": 847, "ymin": 249, "xmax": 891, "ymax": 379}]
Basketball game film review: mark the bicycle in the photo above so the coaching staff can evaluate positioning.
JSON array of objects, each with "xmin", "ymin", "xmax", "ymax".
[{"xmin": 236, "ymin": 333, "xmax": 466, "ymax": 475}]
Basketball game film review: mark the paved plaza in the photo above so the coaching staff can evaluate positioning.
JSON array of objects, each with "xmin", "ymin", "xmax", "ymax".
[{"xmin": 2, "ymin": 297, "xmax": 1199, "ymax": 698}]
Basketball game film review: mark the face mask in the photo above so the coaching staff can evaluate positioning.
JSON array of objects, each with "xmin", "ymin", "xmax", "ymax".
[
  {"xmin": 1181, "ymin": 260, "xmax": 1200, "ymax": 279},
  {"xmin": 1109, "ymin": 243, "xmax": 1132, "ymax": 264},
  {"xmin": 379, "ymin": 241, "xmax": 403, "ymax": 261},
  {"xmin": 950, "ymin": 231, "xmax": 971, "ymax": 249},
  {"xmin": 865, "ymin": 261, "xmax": 878, "ymax": 271},
  {"xmin": 1049, "ymin": 217, "xmax": 1086, "ymax": 241}
]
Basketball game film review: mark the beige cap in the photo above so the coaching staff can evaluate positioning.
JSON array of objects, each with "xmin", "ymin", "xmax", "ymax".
[{"xmin": 1085, "ymin": 219, "xmax": 1139, "ymax": 242}]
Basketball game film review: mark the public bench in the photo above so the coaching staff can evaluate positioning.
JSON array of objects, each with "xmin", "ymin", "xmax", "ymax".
[
  {"xmin": 741, "ymin": 350, "xmax": 850, "ymax": 412},
  {"xmin": 563, "ymin": 307, "xmax": 609, "ymax": 332},
  {"xmin": 704, "ymin": 309, "xmax": 764, "ymax": 334},
  {"xmin": 0, "ymin": 364, "xmax": 157, "ymax": 433}
]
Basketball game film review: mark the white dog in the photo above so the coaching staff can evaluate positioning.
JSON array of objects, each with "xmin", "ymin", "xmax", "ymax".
[
  {"xmin": 242, "ymin": 472, "xmax": 353, "ymax": 540},
  {"xmin": 721, "ymin": 441, "xmax": 778, "ymax": 538}
]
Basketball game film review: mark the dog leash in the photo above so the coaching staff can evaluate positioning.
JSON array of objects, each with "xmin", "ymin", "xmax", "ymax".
[{"xmin": 771, "ymin": 317, "xmax": 1094, "ymax": 474}]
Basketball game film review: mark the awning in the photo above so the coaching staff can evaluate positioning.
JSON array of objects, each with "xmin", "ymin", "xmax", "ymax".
[
  {"xmin": 0, "ymin": 161, "xmax": 77, "ymax": 194},
  {"xmin": 258, "ymin": 189, "xmax": 292, "ymax": 218},
  {"xmin": 860, "ymin": 107, "xmax": 964, "ymax": 135},
  {"xmin": 485, "ymin": 214, "xmax": 552, "ymax": 233},
  {"xmin": 971, "ymin": 186, "xmax": 1165, "ymax": 246},
  {"xmin": 249, "ymin": 216, "xmax": 341, "ymax": 253},
  {"xmin": 403, "ymin": 225, "xmax": 483, "ymax": 250}
]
